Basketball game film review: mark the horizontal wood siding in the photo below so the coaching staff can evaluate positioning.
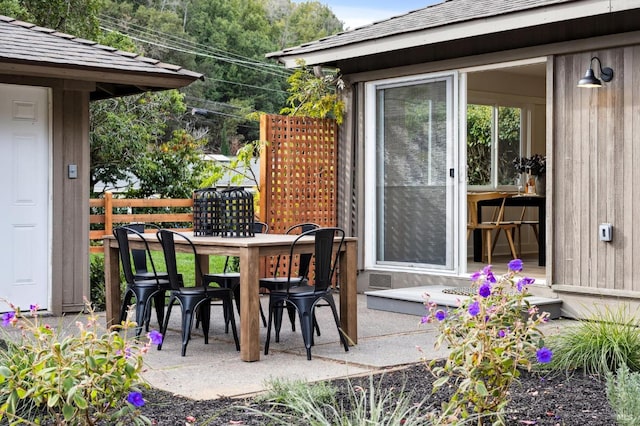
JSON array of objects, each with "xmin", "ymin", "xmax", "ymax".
[{"xmin": 553, "ymin": 46, "xmax": 639, "ymax": 294}]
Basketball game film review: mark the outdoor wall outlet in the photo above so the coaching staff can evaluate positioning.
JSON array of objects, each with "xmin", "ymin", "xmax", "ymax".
[
  {"xmin": 68, "ymin": 164, "xmax": 77, "ymax": 179},
  {"xmin": 599, "ymin": 223, "xmax": 613, "ymax": 242}
]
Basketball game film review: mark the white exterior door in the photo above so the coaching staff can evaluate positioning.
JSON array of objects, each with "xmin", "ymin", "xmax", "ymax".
[{"xmin": 0, "ymin": 83, "xmax": 50, "ymax": 311}]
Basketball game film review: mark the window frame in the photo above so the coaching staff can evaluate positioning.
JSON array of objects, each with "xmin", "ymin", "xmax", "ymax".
[{"xmin": 466, "ymin": 91, "xmax": 534, "ymax": 191}]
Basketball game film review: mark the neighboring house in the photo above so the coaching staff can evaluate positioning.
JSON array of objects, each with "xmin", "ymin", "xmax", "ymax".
[
  {"xmin": 0, "ymin": 15, "xmax": 202, "ymax": 314},
  {"xmin": 267, "ymin": 0, "xmax": 640, "ymax": 317}
]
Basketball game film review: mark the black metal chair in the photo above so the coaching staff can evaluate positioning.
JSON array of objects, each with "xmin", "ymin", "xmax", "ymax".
[
  {"xmin": 264, "ymin": 227, "xmax": 349, "ymax": 360},
  {"xmin": 200, "ymin": 221, "xmax": 269, "ymax": 331},
  {"xmin": 156, "ymin": 229, "xmax": 239, "ymax": 356},
  {"xmin": 113, "ymin": 226, "xmax": 170, "ymax": 337},
  {"xmin": 259, "ymin": 222, "xmax": 319, "ymax": 337}
]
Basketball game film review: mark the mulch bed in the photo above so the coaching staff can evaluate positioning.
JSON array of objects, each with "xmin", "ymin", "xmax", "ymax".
[{"xmin": 140, "ymin": 362, "xmax": 616, "ymax": 425}]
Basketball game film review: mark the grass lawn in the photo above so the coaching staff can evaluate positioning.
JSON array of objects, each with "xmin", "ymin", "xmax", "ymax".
[{"xmin": 91, "ymin": 252, "xmax": 229, "ymax": 287}]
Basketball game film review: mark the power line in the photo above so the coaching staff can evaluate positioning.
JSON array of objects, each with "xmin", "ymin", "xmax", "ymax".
[{"xmin": 99, "ymin": 14, "xmax": 291, "ymax": 78}]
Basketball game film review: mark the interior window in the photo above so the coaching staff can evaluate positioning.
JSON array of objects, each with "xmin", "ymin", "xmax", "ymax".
[{"xmin": 467, "ymin": 104, "xmax": 522, "ymax": 188}]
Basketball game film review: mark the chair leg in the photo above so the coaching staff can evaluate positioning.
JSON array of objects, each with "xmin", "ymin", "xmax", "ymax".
[
  {"xmin": 505, "ymin": 228, "xmax": 518, "ymax": 259},
  {"xmin": 224, "ymin": 297, "xmax": 240, "ymax": 351},
  {"xmin": 259, "ymin": 302, "xmax": 267, "ymax": 328},
  {"xmin": 157, "ymin": 295, "xmax": 176, "ymax": 351},
  {"xmin": 119, "ymin": 288, "xmax": 134, "ymax": 326},
  {"xmin": 484, "ymin": 230, "xmax": 493, "ymax": 264},
  {"xmin": 264, "ymin": 299, "xmax": 277, "ymax": 355},
  {"xmin": 325, "ymin": 297, "xmax": 350, "ymax": 354},
  {"xmin": 295, "ymin": 307, "xmax": 315, "ymax": 360},
  {"xmin": 152, "ymin": 292, "xmax": 165, "ymax": 331}
]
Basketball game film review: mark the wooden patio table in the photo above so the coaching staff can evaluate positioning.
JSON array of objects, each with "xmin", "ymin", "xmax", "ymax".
[{"xmin": 103, "ymin": 232, "xmax": 358, "ymax": 362}]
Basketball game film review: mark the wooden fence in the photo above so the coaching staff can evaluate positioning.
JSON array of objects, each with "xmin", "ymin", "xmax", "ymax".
[{"xmin": 89, "ymin": 191, "xmax": 193, "ymax": 253}]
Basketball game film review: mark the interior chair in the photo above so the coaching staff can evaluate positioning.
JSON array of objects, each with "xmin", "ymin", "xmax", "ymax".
[
  {"xmin": 113, "ymin": 226, "xmax": 170, "ymax": 337},
  {"xmin": 466, "ymin": 192, "xmax": 517, "ymax": 264},
  {"xmin": 200, "ymin": 221, "xmax": 269, "ymax": 331},
  {"xmin": 512, "ymin": 206, "xmax": 540, "ymax": 257},
  {"xmin": 259, "ymin": 222, "xmax": 319, "ymax": 337},
  {"xmin": 156, "ymin": 229, "xmax": 239, "ymax": 356},
  {"xmin": 264, "ymin": 227, "xmax": 349, "ymax": 360}
]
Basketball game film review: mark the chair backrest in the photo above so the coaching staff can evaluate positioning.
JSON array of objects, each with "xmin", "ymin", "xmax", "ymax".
[
  {"xmin": 222, "ymin": 221, "xmax": 269, "ymax": 273},
  {"xmin": 156, "ymin": 230, "xmax": 202, "ymax": 291},
  {"xmin": 467, "ymin": 192, "xmax": 510, "ymax": 227},
  {"xmin": 113, "ymin": 226, "xmax": 160, "ymax": 285},
  {"xmin": 286, "ymin": 227, "xmax": 345, "ymax": 293},
  {"xmin": 127, "ymin": 223, "xmax": 161, "ymax": 274},
  {"xmin": 271, "ymin": 223, "xmax": 320, "ymax": 279}
]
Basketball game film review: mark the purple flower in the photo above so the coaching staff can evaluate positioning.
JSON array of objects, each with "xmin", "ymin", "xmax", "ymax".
[
  {"xmin": 536, "ymin": 347, "xmax": 553, "ymax": 364},
  {"xmin": 420, "ymin": 316, "xmax": 429, "ymax": 324},
  {"xmin": 498, "ymin": 329, "xmax": 507, "ymax": 338},
  {"xmin": 148, "ymin": 330, "xmax": 163, "ymax": 345},
  {"xmin": 478, "ymin": 283, "xmax": 491, "ymax": 298},
  {"xmin": 468, "ymin": 301, "xmax": 480, "ymax": 316},
  {"xmin": 508, "ymin": 259, "xmax": 523, "ymax": 272},
  {"xmin": 516, "ymin": 277, "xmax": 536, "ymax": 292},
  {"xmin": 435, "ymin": 310, "xmax": 447, "ymax": 321},
  {"xmin": 470, "ymin": 271, "xmax": 482, "ymax": 282},
  {"xmin": 126, "ymin": 391, "xmax": 145, "ymax": 407},
  {"xmin": 1, "ymin": 312, "xmax": 15, "ymax": 327}
]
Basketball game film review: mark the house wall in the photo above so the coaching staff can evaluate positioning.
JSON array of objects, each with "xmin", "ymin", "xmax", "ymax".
[
  {"xmin": 345, "ymin": 32, "xmax": 640, "ymax": 316},
  {"xmin": 0, "ymin": 75, "xmax": 92, "ymax": 314},
  {"xmin": 551, "ymin": 46, "xmax": 640, "ymax": 313}
]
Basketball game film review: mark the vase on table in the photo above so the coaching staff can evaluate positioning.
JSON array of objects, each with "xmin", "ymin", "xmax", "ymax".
[{"xmin": 535, "ymin": 175, "xmax": 546, "ymax": 196}]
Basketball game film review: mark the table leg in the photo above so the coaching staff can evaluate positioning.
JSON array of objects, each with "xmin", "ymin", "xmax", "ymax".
[
  {"xmin": 104, "ymin": 242, "xmax": 121, "ymax": 328},
  {"xmin": 239, "ymin": 246, "xmax": 260, "ymax": 361},
  {"xmin": 340, "ymin": 240, "xmax": 358, "ymax": 345},
  {"xmin": 539, "ymin": 202, "xmax": 546, "ymax": 267}
]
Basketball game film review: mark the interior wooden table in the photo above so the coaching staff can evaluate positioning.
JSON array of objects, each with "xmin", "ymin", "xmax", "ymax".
[{"xmin": 103, "ymin": 232, "xmax": 358, "ymax": 362}]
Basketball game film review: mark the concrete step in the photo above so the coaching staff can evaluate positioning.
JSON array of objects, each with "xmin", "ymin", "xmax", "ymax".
[{"xmin": 365, "ymin": 285, "xmax": 562, "ymax": 319}]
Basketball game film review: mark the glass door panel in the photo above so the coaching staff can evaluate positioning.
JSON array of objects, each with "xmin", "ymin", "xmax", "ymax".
[{"xmin": 374, "ymin": 76, "xmax": 454, "ymax": 269}]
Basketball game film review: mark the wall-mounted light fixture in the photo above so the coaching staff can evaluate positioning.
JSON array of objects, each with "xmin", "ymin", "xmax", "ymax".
[{"xmin": 577, "ymin": 56, "xmax": 614, "ymax": 88}]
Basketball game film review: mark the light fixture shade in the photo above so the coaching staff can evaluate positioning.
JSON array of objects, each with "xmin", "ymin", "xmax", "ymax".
[
  {"xmin": 577, "ymin": 56, "xmax": 614, "ymax": 88},
  {"xmin": 577, "ymin": 68, "xmax": 602, "ymax": 88}
]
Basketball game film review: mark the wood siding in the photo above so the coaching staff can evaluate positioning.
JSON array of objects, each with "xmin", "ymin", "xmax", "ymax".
[{"xmin": 552, "ymin": 47, "xmax": 640, "ymax": 296}]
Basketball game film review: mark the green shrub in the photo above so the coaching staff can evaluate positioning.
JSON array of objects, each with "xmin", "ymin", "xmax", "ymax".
[
  {"xmin": 0, "ymin": 300, "xmax": 162, "ymax": 425},
  {"xmin": 606, "ymin": 364, "xmax": 640, "ymax": 426},
  {"xmin": 423, "ymin": 260, "xmax": 552, "ymax": 424},
  {"xmin": 544, "ymin": 304, "xmax": 640, "ymax": 376},
  {"xmin": 90, "ymin": 254, "xmax": 106, "ymax": 311}
]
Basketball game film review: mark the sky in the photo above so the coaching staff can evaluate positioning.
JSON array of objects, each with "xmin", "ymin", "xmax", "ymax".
[{"xmin": 292, "ymin": 0, "xmax": 442, "ymax": 30}]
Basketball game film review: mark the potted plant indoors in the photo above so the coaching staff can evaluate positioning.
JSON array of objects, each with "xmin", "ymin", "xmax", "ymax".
[{"xmin": 513, "ymin": 155, "xmax": 546, "ymax": 195}]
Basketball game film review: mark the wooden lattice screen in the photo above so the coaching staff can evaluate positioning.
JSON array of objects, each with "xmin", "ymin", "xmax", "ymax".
[
  {"xmin": 259, "ymin": 114, "xmax": 338, "ymax": 280},
  {"xmin": 259, "ymin": 114, "xmax": 338, "ymax": 233}
]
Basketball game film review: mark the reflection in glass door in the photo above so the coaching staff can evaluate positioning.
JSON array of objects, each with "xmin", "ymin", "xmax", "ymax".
[{"xmin": 368, "ymin": 75, "xmax": 455, "ymax": 270}]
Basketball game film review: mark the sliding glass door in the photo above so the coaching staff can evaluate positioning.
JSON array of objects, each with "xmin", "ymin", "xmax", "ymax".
[{"xmin": 365, "ymin": 74, "xmax": 457, "ymax": 270}]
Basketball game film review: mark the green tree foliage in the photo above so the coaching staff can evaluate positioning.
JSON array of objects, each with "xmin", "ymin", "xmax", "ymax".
[
  {"xmin": 466, "ymin": 104, "xmax": 492, "ymax": 185},
  {"xmin": 280, "ymin": 60, "xmax": 345, "ymax": 124},
  {"xmin": 89, "ymin": 90, "xmax": 193, "ymax": 196},
  {"xmin": 0, "ymin": 0, "xmax": 103, "ymax": 39},
  {"xmin": 132, "ymin": 129, "xmax": 209, "ymax": 198}
]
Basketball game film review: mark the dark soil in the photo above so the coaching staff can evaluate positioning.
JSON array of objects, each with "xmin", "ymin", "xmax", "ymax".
[{"xmin": 140, "ymin": 362, "xmax": 616, "ymax": 425}]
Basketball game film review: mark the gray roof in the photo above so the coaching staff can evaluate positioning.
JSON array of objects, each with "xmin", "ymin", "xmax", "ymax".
[
  {"xmin": 267, "ymin": 0, "xmax": 583, "ymax": 60},
  {"xmin": 0, "ymin": 15, "xmax": 203, "ymax": 99}
]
